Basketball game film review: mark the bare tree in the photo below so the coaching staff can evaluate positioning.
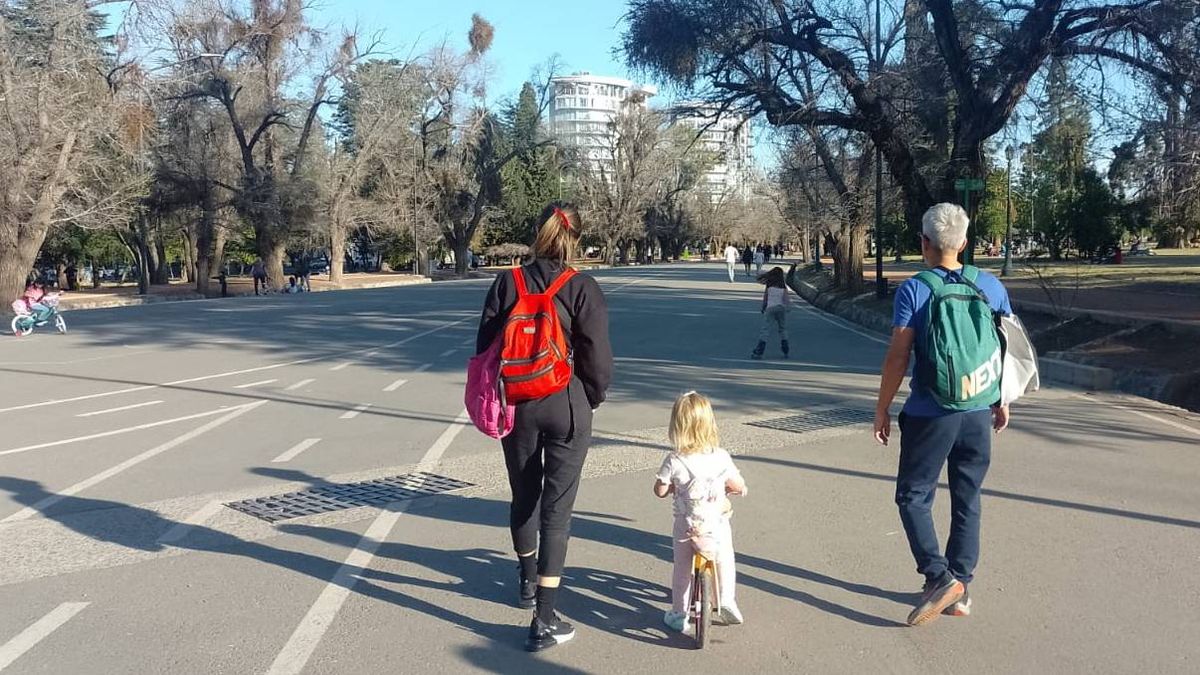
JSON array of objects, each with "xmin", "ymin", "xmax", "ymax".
[
  {"xmin": 569, "ymin": 104, "xmax": 671, "ymax": 264},
  {"xmin": 0, "ymin": 0, "xmax": 145, "ymax": 302},
  {"xmin": 624, "ymin": 0, "xmax": 1176, "ymax": 232},
  {"xmin": 142, "ymin": 0, "xmax": 379, "ymax": 287}
]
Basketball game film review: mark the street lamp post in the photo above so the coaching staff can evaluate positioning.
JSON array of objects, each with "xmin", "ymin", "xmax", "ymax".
[{"xmin": 1002, "ymin": 145, "xmax": 1015, "ymax": 276}]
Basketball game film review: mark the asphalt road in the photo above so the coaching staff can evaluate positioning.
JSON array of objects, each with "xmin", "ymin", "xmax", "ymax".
[{"xmin": 1, "ymin": 263, "xmax": 1197, "ymax": 674}]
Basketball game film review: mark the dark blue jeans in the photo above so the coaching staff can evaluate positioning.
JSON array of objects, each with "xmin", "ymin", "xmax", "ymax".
[{"xmin": 896, "ymin": 409, "xmax": 992, "ymax": 584}]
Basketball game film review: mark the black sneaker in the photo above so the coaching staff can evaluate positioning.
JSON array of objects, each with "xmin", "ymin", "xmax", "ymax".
[
  {"xmin": 518, "ymin": 575, "xmax": 536, "ymax": 610},
  {"xmin": 907, "ymin": 573, "xmax": 964, "ymax": 626},
  {"xmin": 525, "ymin": 614, "xmax": 575, "ymax": 652}
]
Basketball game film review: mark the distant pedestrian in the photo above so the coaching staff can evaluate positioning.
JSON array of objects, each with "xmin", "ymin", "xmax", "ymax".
[
  {"xmin": 873, "ymin": 203, "xmax": 1012, "ymax": 626},
  {"xmin": 741, "ymin": 246, "xmax": 753, "ymax": 276},
  {"xmin": 762, "ymin": 245, "xmax": 771, "ymax": 264},
  {"xmin": 250, "ymin": 258, "xmax": 266, "ymax": 296},
  {"xmin": 751, "ymin": 267, "xmax": 789, "ymax": 360},
  {"xmin": 286, "ymin": 276, "xmax": 302, "ymax": 294},
  {"xmin": 723, "ymin": 243, "xmax": 740, "ymax": 283},
  {"xmin": 475, "ymin": 201, "xmax": 613, "ymax": 652},
  {"xmin": 654, "ymin": 391, "xmax": 747, "ymax": 633},
  {"xmin": 752, "ymin": 248, "xmax": 765, "ymax": 274}
]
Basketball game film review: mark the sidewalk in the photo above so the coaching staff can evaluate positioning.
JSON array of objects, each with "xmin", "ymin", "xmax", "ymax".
[{"xmin": 54, "ymin": 273, "xmax": 429, "ymax": 311}]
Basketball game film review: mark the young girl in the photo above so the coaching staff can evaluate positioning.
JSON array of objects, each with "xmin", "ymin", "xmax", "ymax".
[
  {"xmin": 751, "ymin": 266, "xmax": 790, "ymax": 360},
  {"xmin": 654, "ymin": 391, "xmax": 747, "ymax": 632}
]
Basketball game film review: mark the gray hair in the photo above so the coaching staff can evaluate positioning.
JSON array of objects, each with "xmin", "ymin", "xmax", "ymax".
[{"xmin": 922, "ymin": 203, "xmax": 970, "ymax": 251}]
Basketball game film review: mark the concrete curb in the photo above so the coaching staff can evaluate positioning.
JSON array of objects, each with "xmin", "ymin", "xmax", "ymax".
[
  {"xmin": 786, "ymin": 267, "xmax": 890, "ymax": 336},
  {"xmin": 1039, "ymin": 356, "xmax": 1115, "ymax": 390},
  {"xmin": 785, "ymin": 265, "xmax": 1178, "ymax": 400},
  {"xmin": 1011, "ymin": 298, "xmax": 1200, "ymax": 334}
]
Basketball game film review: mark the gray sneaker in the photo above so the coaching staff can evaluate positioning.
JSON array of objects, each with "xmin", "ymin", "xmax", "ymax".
[
  {"xmin": 943, "ymin": 588, "xmax": 971, "ymax": 617},
  {"xmin": 907, "ymin": 574, "xmax": 964, "ymax": 626}
]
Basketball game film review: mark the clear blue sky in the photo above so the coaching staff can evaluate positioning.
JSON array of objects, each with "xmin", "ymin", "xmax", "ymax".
[{"xmin": 310, "ymin": 0, "xmax": 656, "ymax": 105}]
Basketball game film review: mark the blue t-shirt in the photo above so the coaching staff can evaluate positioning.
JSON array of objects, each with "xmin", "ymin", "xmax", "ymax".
[{"xmin": 893, "ymin": 266, "xmax": 1012, "ymax": 417}]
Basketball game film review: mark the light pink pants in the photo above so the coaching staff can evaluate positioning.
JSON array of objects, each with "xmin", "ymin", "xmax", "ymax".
[{"xmin": 671, "ymin": 515, "xmax": 737, "ymax": 614}]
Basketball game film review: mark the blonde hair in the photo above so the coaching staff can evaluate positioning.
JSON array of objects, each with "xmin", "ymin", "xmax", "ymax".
[
  {"xmin": 669, "ymin": 391, "xmax": 720, "ymax": 455},
  {"xmin": 531, "ymin": 201, "xmax": 582, "ymax": 264}
]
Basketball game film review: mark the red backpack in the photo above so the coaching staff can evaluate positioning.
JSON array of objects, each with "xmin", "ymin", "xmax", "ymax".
[{"xmin": 500, "ymin": 267, "xmax": 576, "ymax": 404}]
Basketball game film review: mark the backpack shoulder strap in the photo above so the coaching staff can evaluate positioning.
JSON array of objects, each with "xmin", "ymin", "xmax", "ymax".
[
  {"xmin": 953, "ymin": 265, "xmax": 992, "ymax": 305},
  {"xmin": 544, "ymin": 267, "xmax": 577, "ymax": 297},
  {"xmin": 511, "ymin": 267, "xmax": 529, "ymax": 298},
  {"xmin": 914, "ymin": 270, "xmax": 944, "ymax": 292}
]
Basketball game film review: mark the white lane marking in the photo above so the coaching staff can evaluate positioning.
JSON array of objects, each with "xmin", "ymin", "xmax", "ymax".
[
  {"xmin": 0, "ymin": 406, "xmax": 242, "ymax": 457},
  {"xmin": 157, "ymin": 500, "xmax": 225, "ymax": 544},
  {"xmin": 265, "ymin": 409, "xmax": 469, "ymax": 675},
  {"xmin": 0, "ymin": 602, "xmax": 90, "ymax": 672},
  {"xmin": 605, "ymin": 277, "xmax": 647, "ymax": 294},
  {"xmin": 285, "ymin": 378, "xmax": 315, "ymax": 392},
  {"xmin": 0, "ymin": 402, "xmax": 266, "ymax": 524},
  {"xmin": 0, "ymin": 316, "xmax": 473, "ymax": 416},
  {"xmin": 363, "ymin": 350, "xmax": 378, "ymax": 357},
  {"xmin": 75, "ymin": 400, "xmax": 163, "ymax": 418},
  {"xmin": 329, "ymin": 362, "xmax": 353, "ymax": 372},
  {"xmin": 414, "ymin": 363, "xmax": 433, "ymax": 374},
  {"xmin": 272, "ymin": 438, "xmax": 321, "ymax": 463},
  {"xmin": 798, "ymin": 305, "xmax": 890, "ymax": 345},
  {"xmin": 382, "ymin": 379, "xmax": 408, "ymax": 392},
  {"xmin": 234, "ymin": 379, "xmax": 278, "ymax": 389},
  {"xmin": 1071, "ymin": 394, "xmax": 1200, "ymax": 438},
  {"xmin": 0, "ymin": 359, "xmax": 316, "ymax": 415},
  {"xmin": 339, "ymin": 404, "xmax": 370, "ymax": 420},
  {"xmin": 438, "ymin": 348, "xmax": 458, "ymax": 358}
]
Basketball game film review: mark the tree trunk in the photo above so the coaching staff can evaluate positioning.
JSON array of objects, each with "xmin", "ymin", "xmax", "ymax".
[
  {"xmin": 846, "ymin": 222, "xmax": 867, "ymax": 292},
  {"xmin": 179, "ymin": 237, "xmax": 192, "ymax": 285},
  {"xmin": 195, "ymin": 194, "xmax": 215, "ymax": 295},
  {"xmin": 453, "ymin": 240, "xmax": 470, "ymax": 276},
  {"xmin": 330, "ymin": 225, "xmax": 346, "ymax": 286},
  {"xmin": 150, "ymin": 216, "xmax": 169, "ymax": 285},
  {"xmin": 0, "ymin": 215, "xmax": 52, "ymax": 304},
  {"xmin": 263, "ymin": 241, "xmax": 286, "ymax": 290},
  {"xmin": 91, "ymin": 257, "xmax": 102, "ymax": 289},
  {"xmin": 213, "ymin": 216, "xmax": 228, "ymax": 276}
]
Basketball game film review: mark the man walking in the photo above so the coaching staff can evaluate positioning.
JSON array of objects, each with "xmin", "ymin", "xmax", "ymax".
[
  {"xmin": 873, "ymin": 203, "xmax": 1012, "ymax": 626},
  {"xmin": 723, "ymin": 243, "xmax": 740, "ymax": 283}
]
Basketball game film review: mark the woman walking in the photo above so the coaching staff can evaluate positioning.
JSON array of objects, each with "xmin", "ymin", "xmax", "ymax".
[{"xmin": 476, "ymin": 202, "xmax": 613, "ymax": 652}]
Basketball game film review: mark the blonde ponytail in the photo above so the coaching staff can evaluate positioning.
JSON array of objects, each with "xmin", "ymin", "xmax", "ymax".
[{"xmin": 531, "ymin": 202, "xmax": 582, "ymax": 264}]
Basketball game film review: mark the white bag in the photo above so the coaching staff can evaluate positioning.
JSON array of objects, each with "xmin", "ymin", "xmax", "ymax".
[{"xmin": 999, "ymin": 313, "xmax": 1040, "ymax": 406}]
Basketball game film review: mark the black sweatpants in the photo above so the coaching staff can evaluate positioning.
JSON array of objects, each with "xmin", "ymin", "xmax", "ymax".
[{"xmin": 501, "ymin": 380, "xmax": 593, "ymax": 577}]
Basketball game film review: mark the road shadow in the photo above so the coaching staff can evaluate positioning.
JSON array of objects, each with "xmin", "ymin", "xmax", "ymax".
[{"xmin": 737, "ymin": 455, "xmax": 1200, "ymax": 530}]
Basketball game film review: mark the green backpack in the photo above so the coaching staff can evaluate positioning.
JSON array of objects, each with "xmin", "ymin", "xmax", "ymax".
[{"xmin": 913, "ymin": 266, "xmax": 1004, "ymax": 411}]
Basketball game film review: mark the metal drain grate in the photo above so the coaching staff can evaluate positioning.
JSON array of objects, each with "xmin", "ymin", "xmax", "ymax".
[
  {"xmin": 746, "ymin": 408, "xmax": 874, "ymax": 434},
  {"xmin": 225, "ymin": 472, "xmax": 474, "ymax": 523}
]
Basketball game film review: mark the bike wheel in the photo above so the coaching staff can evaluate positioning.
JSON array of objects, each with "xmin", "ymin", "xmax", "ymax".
[
  {"xmin": 54, "ymin": 314, "xmax": 67, "ymax": 334},
  {"xmin": 694, "ymin": 564, "xmax": 715, "ymax": 649},
  {"xmin": 11, "ymin": 316, "xmax": 31, "ymax": 337}
]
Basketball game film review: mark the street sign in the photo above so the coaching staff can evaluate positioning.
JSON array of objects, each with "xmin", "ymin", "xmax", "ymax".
[{"xmin": 954, "ymin": 178, "xmax": 985, "ymax": 191}]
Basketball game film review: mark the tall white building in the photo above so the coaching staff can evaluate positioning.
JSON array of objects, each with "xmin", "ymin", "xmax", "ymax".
[
  {"xmin": 671, "ymin": 104, "xmax": 753, "ymax": 202},
  {"xmin": 549, "ymin": 73, "xmax": 657, "ymax": 168}
]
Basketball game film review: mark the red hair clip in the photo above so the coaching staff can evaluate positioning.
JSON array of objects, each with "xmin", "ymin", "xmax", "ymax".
[{"xmin": 553, "ymin": 206, "xmax": 572, "ymax": 231}]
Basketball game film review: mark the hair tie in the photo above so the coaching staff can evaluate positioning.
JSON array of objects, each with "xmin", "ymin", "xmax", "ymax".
[{"xmin": 553, "ymin": 207, "xmax": 572, "ymax": 231}]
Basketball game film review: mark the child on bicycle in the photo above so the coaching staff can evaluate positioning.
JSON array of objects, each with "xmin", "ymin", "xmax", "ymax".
[{"xmin": 653, "ymin": 391, "xmax": 747, "ymax": 632}]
